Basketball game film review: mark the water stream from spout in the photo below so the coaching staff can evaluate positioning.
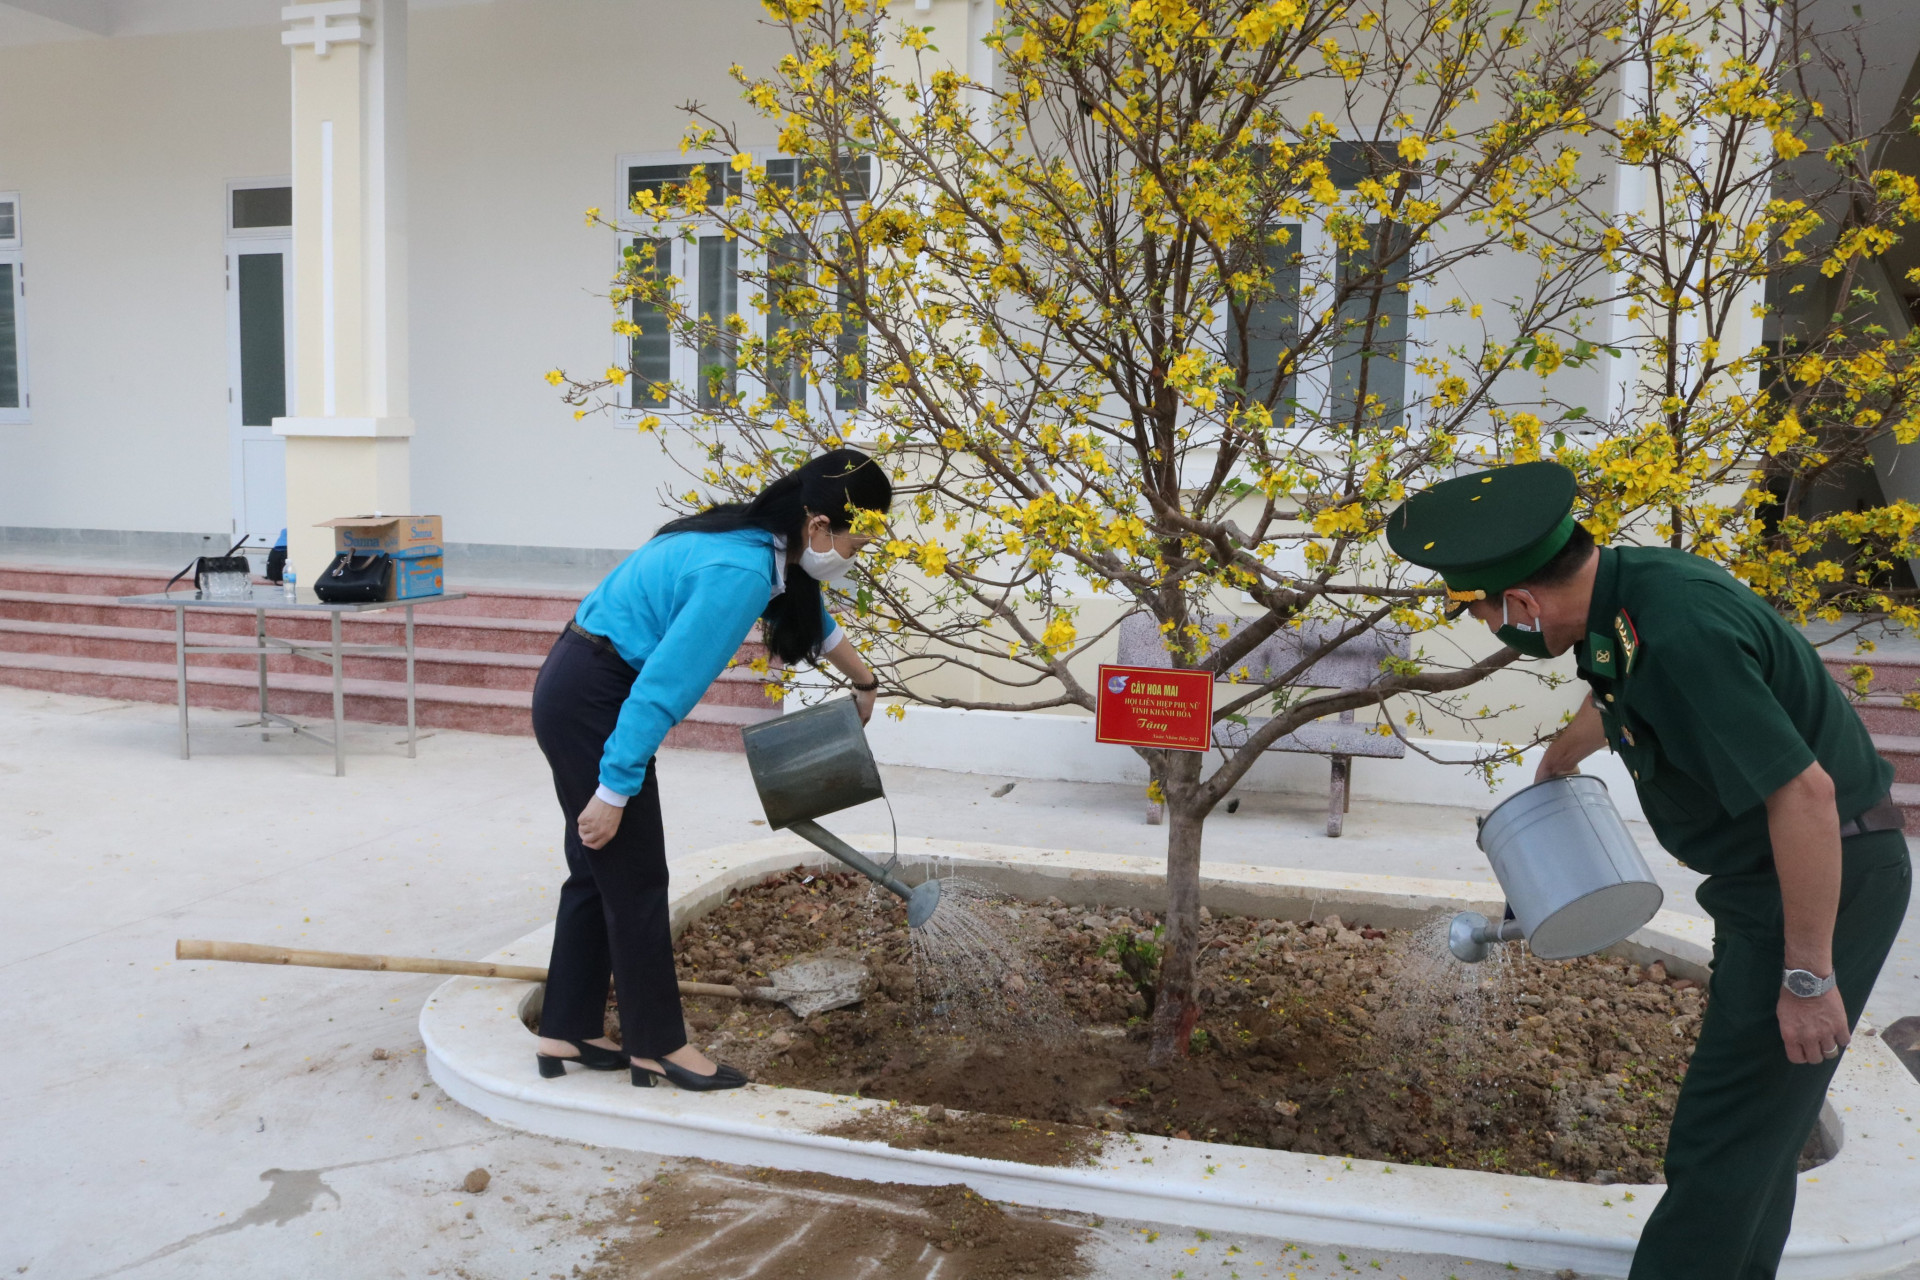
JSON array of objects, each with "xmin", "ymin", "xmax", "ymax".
[
  {"xmin": 1375, "ymin": 914, "xmax": 1526, "ymax": 1056},
  {"xmin": 899, "ymin": 876, "xmax": 1070, "ymax": 1039}
]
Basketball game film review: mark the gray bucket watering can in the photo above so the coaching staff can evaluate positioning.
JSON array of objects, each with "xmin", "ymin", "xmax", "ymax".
[
  {"xmin": 1449, "ymin": 773, "xmax": 1663, "ymax": 963},
  {"xmin": 740, "ymin": 698, "xmax": 942, "ymax": 928}
]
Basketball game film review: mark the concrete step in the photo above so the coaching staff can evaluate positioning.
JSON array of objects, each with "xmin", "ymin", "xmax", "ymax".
[
  {"xmin": 0, "ymin": 615, "xmax": 773, "ymax": 703},
  {"xmin": 0, "ymin": 588, "xmax": 776, "ymax": 665},
  {"xmin": 1824, "ymin": 654, "xmax": 1920, "ymax": 697},
  {"xmin": 0, "ymin": 648, "xmax": 536, "ymax": 735},
  {"xmin": 0, "ymin": 589, "xmax": 569, "ymax": 655},
  {"xmin": 663, "ymin": 702, "xmax": 784, "ymax": 752},
  {"xmin": 444, "ymin": 584, "xmax": 587, "ymax": 622},
  {"xmin": 0, "ymin": 561, "xmax": 586, "ymax": 622},
  {"xmin": 1873, "ymin": 734, "xmax": 1920, "ymax": 786},
  {"xmin": 1854, "ymin": 697, "xmax": 1920, "ymax": 737},
  {"xmin": 0, "ymin": 563, "xmax": 183, "ymax": 597},
  {"xmin": 0, "ymin": 648, "xmax": 781, "ymax": 742},
  {"xmin": 0, "ymin": 562, "xmax": 587, "ymax": 623},
  {"xmin": 0, "ymin": 617, "xmax": 546, "ymax": 691},
  {"xmin": 1893, "ymin": 784, "xmax": 1920, "ymax": 831}
]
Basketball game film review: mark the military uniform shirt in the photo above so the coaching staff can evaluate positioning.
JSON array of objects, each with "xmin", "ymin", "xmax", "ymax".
[{"xmin": 1573, "ymin": 546, "xmax": 1890, "ymax": 876}]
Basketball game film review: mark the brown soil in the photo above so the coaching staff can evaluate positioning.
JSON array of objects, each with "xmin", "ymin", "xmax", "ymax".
[
  {"xmin": 1885, "ymin": 1016, "xmax": 1920, "ymax": 1083},
  {"xmin": 605, "ymin": 869, "xmax": 1713, "ymax": 1183},
  {"xmin": 578, "ymin": 1162, "xmax": 1089, "ymax": 1280},
  {"xmin": 823, "ymin": 1105, "xmax": 1105, "ymax": 1166}
]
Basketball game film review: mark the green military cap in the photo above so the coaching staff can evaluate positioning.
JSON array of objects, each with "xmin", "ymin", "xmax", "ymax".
[{"xmin": 1385, "ymin": 460, "xmax": 1577, "ymax": 603}]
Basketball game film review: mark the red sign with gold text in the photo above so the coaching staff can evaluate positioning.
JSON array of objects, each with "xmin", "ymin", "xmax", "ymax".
[{"xmin": 1095, "ymin": 664, "xmax": 1215, "ymax": 752}]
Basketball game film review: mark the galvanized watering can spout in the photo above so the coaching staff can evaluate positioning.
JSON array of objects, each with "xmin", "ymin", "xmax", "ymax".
[
  {"xmin": 740, "ymin": 698, "xmax": 942, "ymax": 929},
  {"xmin": 1449, "ymin": 774, "xmax": 1663, "ymax": 965},
  {"xmin": 787, "ymin": 819, "xmax": 942, "ymax": 929},
  {"xmin": 1448, "ymin": 910, "xmax": 1526, "ymax": 963}
]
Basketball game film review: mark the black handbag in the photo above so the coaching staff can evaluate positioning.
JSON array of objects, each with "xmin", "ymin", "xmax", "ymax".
[
  {"xmin": 313, "ymin": 551, "xmax": 394, "ymax": 603},
  {"xmin": 165, "ymin": 537, "xmax": 253, "ymax": 593}
]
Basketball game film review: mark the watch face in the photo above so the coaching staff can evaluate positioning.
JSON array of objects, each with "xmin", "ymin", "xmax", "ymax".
[{"xmin": 1785, "ymin": 970, "xmax": 1823, "ymax": 998}]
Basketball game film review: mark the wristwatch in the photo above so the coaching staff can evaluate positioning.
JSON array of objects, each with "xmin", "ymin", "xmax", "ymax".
[{"xmin": 1782, "ymin": 968, "xmax": 1837, "ymax": 999}]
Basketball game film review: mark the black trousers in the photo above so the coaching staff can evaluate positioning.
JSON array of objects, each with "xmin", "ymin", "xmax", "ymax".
[{"xmin": 530, "ymin": 627, "xmax": 687, "ymax": 1059}]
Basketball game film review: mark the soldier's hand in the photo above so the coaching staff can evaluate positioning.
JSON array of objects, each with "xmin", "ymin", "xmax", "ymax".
[
  {"xmin": 1535, "ymin": 697, "xmax": 1606, "ymax": 782},
  {"xmin": 1534, "ymin": 755, "xmax": 1580, "ymax": 784},
  {"xmin": 1777, "ymin": 986, "xmax": 1850, "ymax": 1065}
]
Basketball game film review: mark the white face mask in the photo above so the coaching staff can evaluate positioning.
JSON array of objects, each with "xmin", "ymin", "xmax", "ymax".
[
  {"xmin": 799, "ymin": 530, "xmax": 856, "ymax": 585},
  {"xmin": 1501, "ymin": 591, "xmax": 1540, "ymax": 634}
]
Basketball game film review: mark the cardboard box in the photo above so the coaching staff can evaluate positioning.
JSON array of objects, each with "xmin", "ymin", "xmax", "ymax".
[
  {"xmin": 390, "ymin": 545, "xmax": 446, "ymax": 600},
  {"xmin": 316, "ymin": 515, "xmax": 445, "ymax": 601},
  {"xmin": 318, "ymin": 514, "xmax": 443, "ymax": 554}
]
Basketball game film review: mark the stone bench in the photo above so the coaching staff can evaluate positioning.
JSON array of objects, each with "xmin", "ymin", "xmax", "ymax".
[{"xmin": 1116, "ymin": 615, "xmax": 1409, "ymax": 836}]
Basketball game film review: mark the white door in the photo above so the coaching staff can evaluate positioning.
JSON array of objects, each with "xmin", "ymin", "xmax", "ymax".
[
  {"xmin": 226, "ymin": 183, "xmax": 294, "ymax": 550},
  {"xmin": 226, "ymin": 239, "xmax": 291, "ymax": 548}
]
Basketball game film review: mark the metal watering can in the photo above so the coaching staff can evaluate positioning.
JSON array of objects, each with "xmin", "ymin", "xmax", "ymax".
[
  {"xmin": 1449, "ymin": 774, "xmax": 1663, "ymax": 963},
  {"xmin": 740, "ymin": 698, "xmax": 942, "ymax": 929}
]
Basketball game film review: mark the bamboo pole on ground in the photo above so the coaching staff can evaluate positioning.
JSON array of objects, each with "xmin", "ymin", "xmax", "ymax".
[{"xmin": 175, "ymin": 938, "xmax": 747, "ymax": 1000}]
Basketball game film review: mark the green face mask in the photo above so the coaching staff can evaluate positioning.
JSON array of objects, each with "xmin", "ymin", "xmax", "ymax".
[
  {"xmin": 1494, "ymin": 590, "xmax": 1551, "ymax": 657},
  {"xmin": 1496, "ymin": 625, "xmax": 1554, "ymax": 659}
]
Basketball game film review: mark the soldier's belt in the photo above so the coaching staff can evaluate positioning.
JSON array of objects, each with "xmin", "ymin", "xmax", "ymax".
[{"xmin": 1839, "ymin": 797, "xmax": 1904, "ymax": 839}]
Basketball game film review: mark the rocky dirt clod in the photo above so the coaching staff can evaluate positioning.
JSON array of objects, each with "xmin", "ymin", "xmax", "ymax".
[{"xmin": 462, "ymin": 1168, "xmax": 491, "ymax": 1194}]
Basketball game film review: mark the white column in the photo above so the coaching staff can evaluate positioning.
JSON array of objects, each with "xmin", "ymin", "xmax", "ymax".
[{"xmin": 273, "ymin": 0, "xmax": 413, "ymax": 584}]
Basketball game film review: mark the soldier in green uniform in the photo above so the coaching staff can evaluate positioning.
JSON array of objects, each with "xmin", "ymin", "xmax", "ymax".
[{"xmin": 1386, "ymin": 460, "xmax": 1912, "ymax": 1279}]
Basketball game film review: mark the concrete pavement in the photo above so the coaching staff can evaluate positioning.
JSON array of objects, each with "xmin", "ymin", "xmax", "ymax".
[{"xmin": 2, "ymin": 683, "xmax": 1915, "ymax": 1279}]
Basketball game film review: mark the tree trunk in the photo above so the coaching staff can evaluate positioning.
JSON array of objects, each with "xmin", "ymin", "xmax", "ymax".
[{"xmin": 1147, "ymin": 750, "xmax": 1207, "ymax": 1066}]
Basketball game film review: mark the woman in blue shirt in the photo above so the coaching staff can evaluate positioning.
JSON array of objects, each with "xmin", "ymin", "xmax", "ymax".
[{"xmin": 529, "ymin": 448, "xmax": 890, "ymax": 1090}]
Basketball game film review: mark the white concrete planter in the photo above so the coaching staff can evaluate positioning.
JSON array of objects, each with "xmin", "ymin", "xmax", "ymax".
[{"xmin": 421, "ymin": 836, "xmax": 1920, "ymax": 1278}]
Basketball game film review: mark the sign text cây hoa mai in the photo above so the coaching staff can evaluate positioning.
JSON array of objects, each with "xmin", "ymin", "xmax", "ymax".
[{"xmin": 1094, "ymin": 665, "xmax": 1214, "ymax": 752}]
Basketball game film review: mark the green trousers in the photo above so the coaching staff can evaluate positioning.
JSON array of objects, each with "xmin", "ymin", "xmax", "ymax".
[{"xmin": 1629, "ymin": 829, "xmax": 1910, "ymax": 1280}]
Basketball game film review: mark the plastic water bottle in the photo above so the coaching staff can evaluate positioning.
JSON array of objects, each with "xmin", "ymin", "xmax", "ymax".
[{"xmin": 283, "ymin": 567, "xmax": 298, "ymax": 604}]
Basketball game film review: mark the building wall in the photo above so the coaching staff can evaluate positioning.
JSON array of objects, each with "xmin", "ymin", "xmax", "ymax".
[
  {"xmin": 0, "ymin": 23, "xmax": 289, "ymax": 535},
  {"xmin": 0, "ymin": 0, "xmax": 788, "ymax": 550},
  {"xmin": 406, "ymin": 0, "xmax": 792, "ymax": 552}
]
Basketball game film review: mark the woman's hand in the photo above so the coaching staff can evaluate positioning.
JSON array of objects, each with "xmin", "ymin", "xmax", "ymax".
[
  {"xmin": 577, "ymin": 797, "xmax": 624, "ymax": 850},
  {"xmin": 820, "ymin": 632, "xmax": 880, "ymax": 723}
]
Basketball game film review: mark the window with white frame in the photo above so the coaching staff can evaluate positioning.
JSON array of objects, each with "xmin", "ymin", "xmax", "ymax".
[
  {"xmin": 628, "ymin": 237, "xmax": 673, "ymax": 405},
  {"xmin": 229, "ymin": 184, "xmax": 292, "ymax": 232},
  {"xmin": 0, "ymin": 194, "xmax": 26, "ymax": 423},
  {"xmin": 1224, "ymin": 143, "xmax": 1420, "ymax": 432},
  {"xmin": 1330, "ymin": 221, "xmax": 1412, "ymax": 425},
  {"xmin": 615, "ymin": 154, "xmax": 873, "ymax": 420},
  {"xmin": 1228, "ymin": 227, "xmax": 1304, "ymax": 411}
]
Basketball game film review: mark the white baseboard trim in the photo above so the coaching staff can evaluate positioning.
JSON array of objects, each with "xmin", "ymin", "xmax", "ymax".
[{"xmin": 865, "ymin": 704, "xmax": 1647, "ymax": 821}]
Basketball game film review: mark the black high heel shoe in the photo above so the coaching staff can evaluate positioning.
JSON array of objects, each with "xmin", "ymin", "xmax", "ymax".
[
  {"xmin": 535, "ymin": 1038, "xmax": 628, "ymax": 1078},
  {"xmin": 629, "ymin": 1065, "xmax": 657, "ymax": 1088},
  {"xmin": 634, "ymin": 1056, "xmax": 749, "ymax": 1092}
]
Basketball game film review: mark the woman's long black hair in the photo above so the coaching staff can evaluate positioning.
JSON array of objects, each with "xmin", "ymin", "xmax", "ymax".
[{"xmin": 655, "ymin": 448, "xmax": 892, "ymax": 664}]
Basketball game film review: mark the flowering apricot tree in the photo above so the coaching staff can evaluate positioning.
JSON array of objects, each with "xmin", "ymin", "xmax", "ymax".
[{"xmin": 553, "ymin": 0, "xmax": 1920, "ymax": 1064}]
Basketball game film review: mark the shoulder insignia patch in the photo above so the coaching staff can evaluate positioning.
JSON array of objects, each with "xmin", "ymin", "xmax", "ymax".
[
  {"xmin": 1614, "ymin": 610, "xmax": 1640, "ymax": 674},
  {"xmin": 1585, "ymin": 631, "xmax": 1616, "ymax": 678}
]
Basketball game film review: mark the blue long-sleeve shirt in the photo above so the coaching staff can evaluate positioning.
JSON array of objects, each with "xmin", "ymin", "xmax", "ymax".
[{"xmin": 573, "ymin": 527, "xmax": 838, "ymax": 801}]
